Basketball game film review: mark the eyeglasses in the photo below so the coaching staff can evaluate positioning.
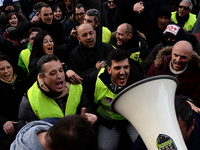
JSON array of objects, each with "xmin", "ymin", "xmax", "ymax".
[
  {"xmin": 29, "ymin": 37, "xmax": 35, "ymax": 40},
  {"xmin": 108, "ymin": 1, "xmax": 114, "ymax": 4},
  {"xmin": 76, "ymin": 12, "xmax": 85, "ymax": 16},
  {"xmin": 179, "ymin": 5, "xmax": 190, "ymax": 10}
]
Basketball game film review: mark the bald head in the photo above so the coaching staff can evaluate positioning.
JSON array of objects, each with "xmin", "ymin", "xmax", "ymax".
[
  {"xmin": 118, "ymin": 23, "xmax": 133, "ymax": 34},
  {"xmin": 77, "ymin": 23, "xmax": 96, "ymax": 48},
  {"xmin": 171, "ymin": 40, "xmax": 193, "ymax": 71},
  {"xmin": 116, "ymin": 23, "xmax": 133, "ymax": 45},
  {"xmin": 77, "ymin": 23, "xmax": 93, "ymax": 35}
]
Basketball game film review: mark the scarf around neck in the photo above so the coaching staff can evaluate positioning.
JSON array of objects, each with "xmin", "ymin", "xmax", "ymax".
[{"xmin": 37, "ymin": 75, "xmax": 70, "ymax": 99}]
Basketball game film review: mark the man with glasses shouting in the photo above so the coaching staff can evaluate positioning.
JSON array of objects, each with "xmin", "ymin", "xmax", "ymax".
[
  {"xmin": 62, "ymin": 3, "xmax": 86, "ymax": 43},
  {"xmin": 171, "ymin": 0, "xmax": 196, "ymax": 32}
]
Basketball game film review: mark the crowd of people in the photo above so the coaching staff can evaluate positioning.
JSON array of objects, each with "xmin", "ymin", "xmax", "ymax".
[{"xmin": 0, "ymin": 0, "xmax": 200, "ymax": 149}]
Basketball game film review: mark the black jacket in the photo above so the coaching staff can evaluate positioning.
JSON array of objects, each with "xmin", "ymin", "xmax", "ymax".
[
  {"xmin": 113, "ymin": 0, "xmax": 155, "ymax": 32},
  {"xmin": 110, "ymin": 31, "xmax": 150, "ymax": 62},
  {"xmin": 68, "ymin": 41, "xmax": 114, "ymax": 81},
  {"xmin": 0, "ymin": 69, "xmax": 30, "ymax": 147}
]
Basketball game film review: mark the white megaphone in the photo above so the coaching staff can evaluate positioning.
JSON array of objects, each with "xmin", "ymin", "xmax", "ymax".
[{"xmin": 111, "ymin": 75, "xmax": 188, "ymax": 150}]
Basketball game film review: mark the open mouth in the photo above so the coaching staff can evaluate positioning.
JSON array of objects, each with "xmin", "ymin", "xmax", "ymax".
[
  {"xmin": 117, "ymin": 39, "xmax": 122, "ymax": 45},
  {"xmin": 47, "ymin": 47, "xmax": 53, "ymax": 54},
  {"xmin": 179, "ymin": 11, "xmax": 184, "ymax": 16},
  {"xmin": 118, "ymin": 75, "xmax": 126, "ymax": 82},
  {"xmin": 11, "ymin": 22, "xmax": 17, "ymax": 26},
  {"xmin": 174, "ymin": 61, "xmax": 182, "ymax": 68},
  {"xmin": 55, "ymin": 15, "xmax": 61, "ymax": 19},
  {"xmin": 4, "ymin": 74, "xmax": 11, "ymax": 79},
  {"xmin": 47, "ymin": 19, "xmax": 52, "ymax": 23},
  {"xmin": 56, "ymin": 81, "xmax": 64, "ymax": 88},
  {"xmin": 87, "ymin": 40, "xmax": 94, "ymax": 45}
]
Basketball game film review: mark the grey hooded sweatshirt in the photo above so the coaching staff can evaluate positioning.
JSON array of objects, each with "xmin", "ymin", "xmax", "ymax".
[{"xmin": 10, "ymin": 121, "xmax": 53, "ymax": 150}]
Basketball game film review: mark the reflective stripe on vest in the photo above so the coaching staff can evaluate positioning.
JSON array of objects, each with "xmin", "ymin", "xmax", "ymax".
[
  {"xmin": 113, "ymin": 42, "xmax": 143, "ymax": 64},
  {"xmin": 28, "ymin": 82, "xmax": 82, "ymax": 120},
  {"xmin": 94, "ymin": 68, "xmax": 125, "ymax": 120},
  {"xmin": 171, "ymin": 11, "xmax": 196, "ymax": 31},
  {"xmin": 21, "ymin": 49, "xmax": 31, "ymax": 73}
]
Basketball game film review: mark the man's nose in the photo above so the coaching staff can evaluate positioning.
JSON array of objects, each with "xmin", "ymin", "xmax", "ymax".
[
  {"xmin": 87, "ymin": 34, "xmax": 91, "ymax": 39},
  {"xmin": 120, "ymin": 68, "xmax": 125, "ymax": 74},
  {"xmin": 176, "ymin": 56, "xmax": 181, "ymax": 62},
  {"xmin": 4, "ymin": 68, "xmax": 8, "ymax": 73},
  {"xmin": 57, "ymin": 72, "xmax": 62, "ymax": 78}
]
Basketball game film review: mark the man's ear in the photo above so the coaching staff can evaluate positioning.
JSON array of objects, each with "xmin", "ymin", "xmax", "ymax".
[
  {"xmin": 190, "ymin": 53, "xmax": 193, "ymax": 60},
  {"xmin": 77, "ymin": 35, "xmax": 81, "ymax": 42},
  {"xmin": 128, "ymin": 33, "xmax": 132, "ymax": 39},
  {"xmin": 190, "ymin": 119, "xmax": 195, "ymax": 132},
  {"xmin": 39, "ymin": 73, "xmax": 45, "ymax": 82},
  {"xmin": 107, "ymin": 66, "xmax": 111, "ymax": 75},
  {"xmin": 96, "ymin": 22, "xmax": 100, "ymax": 28}
]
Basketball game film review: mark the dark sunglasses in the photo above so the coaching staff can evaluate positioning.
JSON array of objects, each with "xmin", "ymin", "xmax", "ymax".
[
  {"xmin": 108, "ymin": 1, "xmax": 114, "ymax": 4},
  {"xmin": 179, "ymin": 5, "xmax": 190, "ymax": 10}
]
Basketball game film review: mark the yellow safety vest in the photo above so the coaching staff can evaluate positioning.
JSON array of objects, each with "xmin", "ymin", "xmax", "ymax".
[
  {"xmin": 28, "ymin": 82, "xmax": 82, "ymax": 120},
  {"xmin": 94, "ymin": 68, "xmax": 125, "ymax": 120},
  {"xmin": 171, "ymin": 11, "xmax": 196, "ymax": 31},
  {"xmin": 102, "ymin": 27, "xmax": 111, "ymax": 44},
  {"xmin": 113, "ymin": 42, "xmax": 143, "ymax": 64},
  {"xmin": 20, "ymin": 42, "xmax": 32, "ymax": 73}
]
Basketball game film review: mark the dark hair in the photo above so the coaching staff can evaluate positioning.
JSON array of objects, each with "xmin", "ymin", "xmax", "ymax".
[
  {"xmin": 45, "ymin": 115, "xmax": 96, "ymax": 150},
  {"xmin": 52, "ymin": 3, "xmax": 64, "ymax": 21},
  {"xmin": 5, "ymin": 12, "xmax": 24, "ymax": 28},
  {"xmin": 175, "ymin": 95, "xmax": 194, "ymax": 131},
  {"xmin": 0, "ymin": 54, "xmax": 24, "ymax": 77},
  {"xmin": 107, "ymin": 49, "xmax": 129, "ymax": 67},
  {"xmin": 28, "ymin": 27, "xmax": 42, "ymax": 36},
  {"xmin": 33, "ymin": 2, "xmax": 47, "ymax": 12},
  {"xmin": 76, "ymin": 3, "xmax": 86, "ymax": 12},
  {"xmin": 37, "ymin": 54, "xmax": 59, "ymax": 76},
  {"xmin": 86, "ymin": 9, "xmax": 100, "ymax": 23},
  {"xmin": 0, "ymin": 55, "xmax": 16, "ymax": 73},
  {"xmin": 69, "ymin": 3, "xmax": 86, "ymax": 18},
  {"xmin": 39, "ymin": 3, "xmax": 51, "ymax": 13},
  {"xmin": 29, "ymin": 31, "xmax": 53, "ymax": 64}
]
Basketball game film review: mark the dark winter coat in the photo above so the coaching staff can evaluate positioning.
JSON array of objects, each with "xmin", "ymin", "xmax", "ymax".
[
  {"xmin": 0, "ymin": 69, "xmax": 30, "ymax": 148},
  {"xmin": 147, "ymin": 46, "xmax": 200, "ymax": 107},
  {"xmin": 110, "ymin": 30, "xmax": 150, "ymax": 63},
  {"xmin": 142, "ymin": 31, "xmax": 200, "ymax": 75},
  {"xmin": 68, "ymin": 41, "xmax": 114, "ymax": 81}
]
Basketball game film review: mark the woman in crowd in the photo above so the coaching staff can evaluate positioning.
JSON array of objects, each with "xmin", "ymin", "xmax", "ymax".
[
  {"xmin": 0, "ymin": 55, "xmax": 30, "ymax": 149},
  {"xmin": 52, "ymin": 3, "xmax": 67, "ymax": 27},
  {"xmin": 29, "ymin": 31, "xmax": 77, "ymax": 84},
  {"xmin": 3, "ymin": 12, "xmax": 27, "ymax": 50}
]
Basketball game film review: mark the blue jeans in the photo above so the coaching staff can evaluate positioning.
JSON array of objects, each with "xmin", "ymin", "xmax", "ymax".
[{"xmin": 97, "ymin": 123, "xmax": 138, "ymax": 150}]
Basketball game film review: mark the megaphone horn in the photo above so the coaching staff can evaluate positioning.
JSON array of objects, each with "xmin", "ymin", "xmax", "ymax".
[{"xmin": 111, "ymin": 75, "xmax": 187, "ymax": 150}]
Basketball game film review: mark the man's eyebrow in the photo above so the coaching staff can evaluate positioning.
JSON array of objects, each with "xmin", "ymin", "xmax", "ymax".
[{"xmin": 49, "ymin": 70, "xmax": 56, "ymax": 74}]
